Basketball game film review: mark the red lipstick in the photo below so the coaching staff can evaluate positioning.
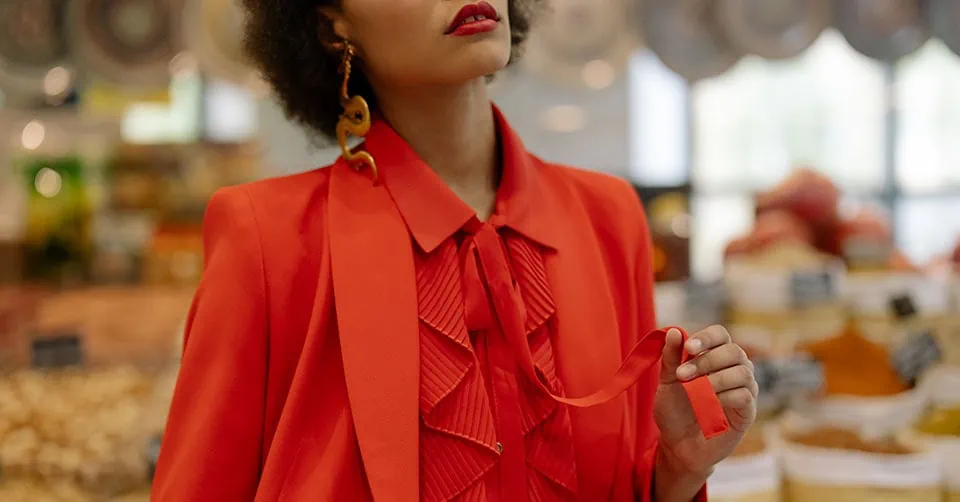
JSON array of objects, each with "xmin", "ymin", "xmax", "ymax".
[{"xmin": 446, "ymin": 1, "xmax": 500, "ymax": 36}]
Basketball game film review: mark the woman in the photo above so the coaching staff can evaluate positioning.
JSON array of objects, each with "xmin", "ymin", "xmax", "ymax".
[{"xmin": 152, "ymin": 0, "xmax": 758, "ymax": 500}]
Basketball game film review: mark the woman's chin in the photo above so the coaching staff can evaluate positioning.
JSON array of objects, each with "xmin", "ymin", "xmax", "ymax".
[
  {"xmin": 386, "ymin": 43, "xmax": 510, "ymax": 88},
  {"xmin": 448, "ymin": 50, "xmax": 511, "ymax": 84},
  {"xmin": 441, "ymin": 34, "xmax": 508, "ymax": 73}
]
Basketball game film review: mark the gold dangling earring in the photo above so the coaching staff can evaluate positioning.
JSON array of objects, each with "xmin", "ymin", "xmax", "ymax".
[{"xmin": 336, "ymin": 41, "xmax": 378, "ymax": 183}]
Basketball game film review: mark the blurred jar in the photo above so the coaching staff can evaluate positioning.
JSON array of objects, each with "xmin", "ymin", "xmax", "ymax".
[{"xmin": 3, "ymin": 111, "xmax": 120, "ymax": 287}]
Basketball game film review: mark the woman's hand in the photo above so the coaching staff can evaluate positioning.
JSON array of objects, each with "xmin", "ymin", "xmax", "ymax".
[{"xmin": 652, "ymin": 326, "xmax": 758, "ymax": 499}]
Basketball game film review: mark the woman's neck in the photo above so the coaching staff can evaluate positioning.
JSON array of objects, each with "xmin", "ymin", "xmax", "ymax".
[{"xmin": 373, "ymin": 78, "xmax": 499, "ymax": 219}]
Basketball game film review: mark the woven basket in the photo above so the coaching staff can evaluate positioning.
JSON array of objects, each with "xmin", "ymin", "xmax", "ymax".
[
  {"xmin": 712, "ymin": 490, "xmax": 781, "ymax": 502},
  {"xmin": 784, "ymin": 482, "xmax": 941, "ymax": 502},
  {"xmin": 845, "ymin": 273, "xmax": 952, "ymax": 318},
  {"xmin": 708, "ymin": 447, "xmax": 781, "ymax": 502},
  {"xmin": 791, "ymin": 391, "xmax": 927, "ymax": 436},
  {"xmin": 725, "ymin": 255, "xmax": 845, "ymax": 314},
  {"xmin": 852, "ymin": 314, "xmax": 946, "ymax": 348},
  {"xmin": 779, "ymin": 415, "xmax": 943, "ymax": 502},
  {"xmin": 907, "ymin": 387, "xmax": 960, "ymax": 501},
  {"xmin": 728, "ymin": 307, "xmax": 845, "ymax": 357},
  {"xmin": 845, "ymin": 272, "xmax": 949, "ymax": 346},
  {"xmin": 916, "ymin": 433, "xmax": 960, "ymax": 501}
]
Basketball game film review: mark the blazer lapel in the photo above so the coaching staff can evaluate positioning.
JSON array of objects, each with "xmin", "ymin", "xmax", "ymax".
[
  {"xmin": 328, "ymin": 160, "xmax": 420, "ymax": 502},
  {"xmin": 546, "ymin": 210, "xmax": 627, "ymax": 501}
]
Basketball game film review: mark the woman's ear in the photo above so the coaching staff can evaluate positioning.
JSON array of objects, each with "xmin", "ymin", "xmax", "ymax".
[{"xmin": 318, "ymin": 7, "xmax": 352, "ymax": 44}]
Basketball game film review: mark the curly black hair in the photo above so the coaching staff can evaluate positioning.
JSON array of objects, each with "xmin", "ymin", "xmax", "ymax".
[{"xmin": 241, "ymin": 1, "xmax": 541, "ymax": 140}]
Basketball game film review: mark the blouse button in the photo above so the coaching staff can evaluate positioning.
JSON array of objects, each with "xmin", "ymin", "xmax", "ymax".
[{"xmin": 496, "ymin": 442, "xmax": 504, "ymax": 454}]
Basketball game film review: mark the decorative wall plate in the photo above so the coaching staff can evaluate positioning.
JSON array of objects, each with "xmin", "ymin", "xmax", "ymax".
[
  {"xmin": 929, "ymin": 0, "xmax": 960, "ymax": 57},
  {"xmin": 521, "ymin": 30, "xmax": 635, "ymax": 89},
  {"xmin": 183, "ymin": 0, "xmax": 255, "ymax": 86},
  {"xmin": 717, "ymin": 0, "xmax": 831, "ymax": 59},
  {"xmin": 834, "ymin": 0, "xmax": 930, "ymax": 61},
  {"xmin": 69, "ymin": 0, "xmax": 180, "ymax": 90},
  {"xmin": 535, "ymin": 0, "xmax": 627, "ymax": 62},
  {"xmin": 0, "ymin": 0, "xmax": 71, "ymax": 106},
  {"xmin": 642, "ymin": 0, "xmax": 742, "ymax": 82}
]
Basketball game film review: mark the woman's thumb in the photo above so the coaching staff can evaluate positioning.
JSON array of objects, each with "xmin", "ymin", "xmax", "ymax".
[{"xmin": 660, "ymin": 328, "xmax": 685, "ymax": 384}]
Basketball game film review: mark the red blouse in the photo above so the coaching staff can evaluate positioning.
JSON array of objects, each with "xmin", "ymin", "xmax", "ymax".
[
  {"xmin": 415, "ymin": 224, "xmax": 577, "ymax": 501},
  {"xmin": 382, "ymin": 110, "xmax": 724, "ymax": 501}
]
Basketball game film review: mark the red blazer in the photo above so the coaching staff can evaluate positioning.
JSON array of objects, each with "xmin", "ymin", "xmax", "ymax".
[{"xmin": 152, "ymin": 112, "xmax": 721, "ymax": 501}]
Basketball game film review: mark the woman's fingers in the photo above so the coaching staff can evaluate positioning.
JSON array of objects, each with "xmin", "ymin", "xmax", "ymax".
[
  {"xmin": 660, "ymin": 329, "xmax": 687, "ymax": 384},
  {"xmin": 708, "ymin": 365, "xmax": 759, "ymax": 398},
  {"xmin": 684, "ymin": 325, "xmax": 731, "ymax": 356},
  {"xmin": 717, "ymin": 387, "xmax": 758, "ymax": 422},
  {"xmin": 676, "ymin": 342, "xmax": 749, "ymax": 381}
]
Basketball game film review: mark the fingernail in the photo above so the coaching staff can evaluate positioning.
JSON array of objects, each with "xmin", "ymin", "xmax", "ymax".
[
  {"xmin": 686, "ymin": 339, "xmax": 702, "ymax": 354},
  {"xmin": 677, "ymin": 364, "xmax": 696, "ymax": 380}
]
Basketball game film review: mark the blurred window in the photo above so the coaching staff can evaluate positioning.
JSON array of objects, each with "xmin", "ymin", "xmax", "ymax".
[
  {"xmin": 691, "ymin": 29, "xmax": 887, "ymax": 193},
  {"xmin": 690, "ymin": 195, "xmax": 755, "ymax": 281},
  {"xmin": 628, "ymin": 49, "xmax": 690, "ymax": 186},
  {"xmin": 895, "ymin": 196, "xmax": 960, "ymax": 264},
  {"xmin": 122, "ymin": 73, "xmax": 203, "ymax": 144},
  {"xmin": 895, "ymin": 39, "xmax": 960, "ymax": 194},
  {"xmin": 204, "ymin": 79, "xmax": 259, "ymax": 143}
]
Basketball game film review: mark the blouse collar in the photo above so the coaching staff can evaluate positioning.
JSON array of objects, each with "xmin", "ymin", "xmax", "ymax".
[{"xmin": 362, "ymin": 104, "xmax": 559, "ymax": 253}]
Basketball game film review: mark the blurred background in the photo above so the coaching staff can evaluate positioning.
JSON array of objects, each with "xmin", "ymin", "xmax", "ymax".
[{"xmin": 1, "ymin": 0, "xmax": 960, "ymax": 501}]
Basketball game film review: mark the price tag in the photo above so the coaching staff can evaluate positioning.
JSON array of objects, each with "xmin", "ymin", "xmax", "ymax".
[
  {"xmin": 684, "ymin": 280, "xmax": 727, "ymax": 325},
  {"xmin": 146, "ymin": 433, "xmax": 162, "ymax": 480},
  {"xmin": 790, "ymin": 271, "xmax": 835, "ymax": 308},
  {"xmin": 31, "ymin": 331, "xmax": 84, "ymax": 369},
  {"xmin": 751, "ymin": 355, "xmax": 824, "ymax": 399},
  {"xmin": 773, "ymin": 355, "xmax": 825, "ymax": 396},
  {"xmin": 890, "ymin": 294, "xmax": 918, "ymax": 320},
  {"xmin": 753, "ymin": 359, "xmax": 778, "ymax": 396},
  {"xmin": 891, "ymin": 330, "xmax": 942, "ymax": 385}
]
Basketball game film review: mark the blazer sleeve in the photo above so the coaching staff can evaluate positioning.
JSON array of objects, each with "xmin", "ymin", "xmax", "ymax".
[
  {"xmin": 628, "ymin": 194, "xmax": 708, "ymax": 502},
  {"xmin": 152, "ymin": 187, "xmax": 268, "ymax": 501}
]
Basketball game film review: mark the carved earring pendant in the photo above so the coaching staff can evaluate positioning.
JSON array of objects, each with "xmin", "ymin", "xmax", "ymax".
[{"xmin": 336, "ymin": 42, "xmax": 378, "ymax": 183}]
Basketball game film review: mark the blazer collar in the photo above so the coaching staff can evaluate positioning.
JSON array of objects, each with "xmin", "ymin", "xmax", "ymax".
[
  {"xmin": 364, "ymin": 104, "xmax": 559, "ymax": 253},
  {"xmin": 328, "ymin": 159, "xmax": 421, "ymax": 502}
]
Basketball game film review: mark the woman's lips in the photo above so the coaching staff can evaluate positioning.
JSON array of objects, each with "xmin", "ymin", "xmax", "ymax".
[{"xmin": 446, "ymin": 1, "xmax": 500, "ymax": 36}]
